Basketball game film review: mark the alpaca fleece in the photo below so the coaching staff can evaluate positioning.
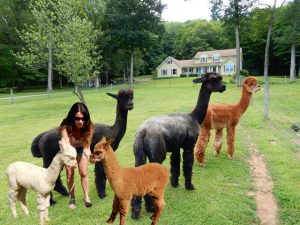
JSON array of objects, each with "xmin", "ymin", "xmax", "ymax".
[
  {"xmin": 131, "ymin": 72, "xmax": 226, "ymax": 219},
  {"xmin": 31, "ymin": 89, "xmax": 134, "ymax": 203},
  {"xmin": 194, "ymin": 77, "xmax": 260, "ymax": 165},
  {"xmin": 92, "ymin": 137, "xmax": 169, "ymax": 225},
  {"xmin": 6, "ymin": 139, "xmax": 77, "ymax": 225}
]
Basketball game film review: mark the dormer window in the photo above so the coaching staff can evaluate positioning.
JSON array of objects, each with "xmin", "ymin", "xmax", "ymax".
[
  {"xmin": 166, "ymin": 59, "xmax": 172, "ymax": 64},
  {"xmin": 200, "ymin": 55, "xmax": 207, "ymax": 63},
  {"xmin": 213, "ymin": 54, "xmax": 220, "ymax": 62}
]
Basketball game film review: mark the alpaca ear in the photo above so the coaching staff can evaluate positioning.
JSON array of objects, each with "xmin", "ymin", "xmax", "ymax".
[
  {"xmin": 100, "ymin": 137, "xmax": 107, "ymax": 142},
  {"xmin": 106, "ymin": 93, "xmax": 118, "ymax": 99},
  {"xmin": 193, "ymin": 76, "xmax": 206, "ymax": 83}
]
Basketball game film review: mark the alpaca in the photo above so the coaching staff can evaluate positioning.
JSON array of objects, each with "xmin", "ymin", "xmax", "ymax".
[
  {"xmin": 194, "ymin": 77, "xmax": 261, "ymax": 166},
  {"xmin": 131, "ymin": 72, "xmax": 226, "ymax": 219},
  {"xmin": 6, "ymin": 138, "xmax": 77, "ymax": 225},
  {"xmin": 92, "ymin": 137, "xmax": 169, "ymax": 225},
  {"xmin": 30, "ymin": 89, "xmax": 134, "ymax": 204}
]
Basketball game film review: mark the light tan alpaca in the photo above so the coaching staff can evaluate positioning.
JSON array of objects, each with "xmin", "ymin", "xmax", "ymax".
[
  {"xmin": 194, "ymin": 77, "xmax": 260, "ymax": 165},
  {"xmin": 6, "ymin": 138, "xmax": 77, "ymax": 225},
  {"xmin": 92, "ymin": 137, "xmax": 169, "ymax": 225}
]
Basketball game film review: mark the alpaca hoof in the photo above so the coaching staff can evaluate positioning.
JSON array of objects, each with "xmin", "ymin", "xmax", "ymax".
[
  {"xmin": 228, "ymin": 155, "xmax": 233, "ymax": 160},
  {"xmin": 185, "ymin": 183, "xmax": 195, "ymax": 190},
  {"xmin": 200, "ymin": 162, "xmax": 206, "ymax": 167},
  {"xmin": 214, "ymin": 151, "xmax": 220, "ymax": 156},
  {"xmin": 170, "ymin": 178, "xmax": 179, "ymax": 188},
  {"xmin": 107, "ymin": 218, "xmax": 113, "ymax": 224},
  {"xmin": 54, "ymin": 186, "xmax": 69, "ymax": 196},
  {"xmin": 45, "ymin": 217, "xmax": 50, "ymax": 222},
  {"xmin": 50, "ymin": 199, "xmax": 57, "ymax": 206},
  {"xmin": 98, "ymin": 190, "xmax": 106, "ymax": 199}
]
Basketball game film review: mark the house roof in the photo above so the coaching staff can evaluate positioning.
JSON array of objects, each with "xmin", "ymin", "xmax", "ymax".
[{"xmin": 194, "ymin": 48, "xmax": 238, "ymax": 58}]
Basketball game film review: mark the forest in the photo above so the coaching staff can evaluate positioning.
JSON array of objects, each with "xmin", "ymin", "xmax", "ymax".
[{"xmin": 0, "ymin": 0, "xmax": 299, "ymax": 92}]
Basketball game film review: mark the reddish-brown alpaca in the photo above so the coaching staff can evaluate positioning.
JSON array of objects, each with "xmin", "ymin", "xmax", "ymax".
[
  {"xmin": 92, "ymin": 137, "xmax": 169, "ymax": 225},
  {"xmin": 194, "ymin": 77, "xmax": 260, "ymax": 165}
]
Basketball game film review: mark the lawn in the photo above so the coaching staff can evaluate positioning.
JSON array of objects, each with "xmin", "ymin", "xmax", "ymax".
[{"xmin": 0, "ymin": 76, "xmax": 299, "ymax": 225}]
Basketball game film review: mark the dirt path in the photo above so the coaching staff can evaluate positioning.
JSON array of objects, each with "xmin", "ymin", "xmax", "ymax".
[{"xmin": 247, "ymin": 137, "xmax": 278, "ymax": 225}]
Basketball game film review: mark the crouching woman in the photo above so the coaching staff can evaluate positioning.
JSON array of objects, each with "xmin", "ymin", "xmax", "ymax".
[{"xmin": 59, "ymin": 102, "xmax": 95, "ymax": 209}]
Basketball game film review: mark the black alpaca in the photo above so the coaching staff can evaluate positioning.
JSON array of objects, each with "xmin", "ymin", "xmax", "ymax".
[
  {"xmin": 131, "ymin": 72, "xmax": 226, "ymax": 219},
  {"xmin": 31, "ymin": 89, "xmax": 134, "ymax": 204}
]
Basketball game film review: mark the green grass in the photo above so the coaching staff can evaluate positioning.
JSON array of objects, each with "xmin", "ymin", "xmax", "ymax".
[{"xmin": 0, "ymin": 77, "xmax": 299, "ymax": 225}]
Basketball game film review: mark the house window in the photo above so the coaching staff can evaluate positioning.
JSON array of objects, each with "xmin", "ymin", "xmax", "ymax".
[
  {"xmin": 196, "ymin": 67, "xmax": 206, "ymax": 74},
  {"xmin": 224, "ymin": 64, "xmax": 235, "ymax": 73},
  {"xmin": 200, "ymin": 56, "xmax": 207, "ymax": 63},
  {"xmin": 161, "ymin": 69, "xmax": 167, "ymax": 75},
  {"xmin": 213, "ymin": 55, "xmax": 220, "ymax": 62},
  {"xmin": 188, "ymin": 68, "xmax": 193, "ymax": 73},
  {"xmin": 172, "ymin": 69, "xmax": 177, "ymax": 75}
]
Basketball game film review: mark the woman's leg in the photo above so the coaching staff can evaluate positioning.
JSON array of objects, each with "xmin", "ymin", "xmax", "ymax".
[
  {"xmin": 66, "ymin": 165, "xmax": 76, "ymax": 208},
  {"xmin": 77, "ymin": 155, "xmax": 92, "ymax": 207}
]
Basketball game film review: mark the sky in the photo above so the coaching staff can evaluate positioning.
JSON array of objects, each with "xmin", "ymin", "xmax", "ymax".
[{"xmin": 161, "ymin": 0, "xmax": 287, "ymax": 22}]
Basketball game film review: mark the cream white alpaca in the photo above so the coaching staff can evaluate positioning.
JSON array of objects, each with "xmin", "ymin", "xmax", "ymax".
[{"xmin": 6, "ymin": 138, "xmax": 77, "ymax": 225}]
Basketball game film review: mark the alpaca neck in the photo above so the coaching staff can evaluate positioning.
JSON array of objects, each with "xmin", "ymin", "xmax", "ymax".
[
  {"xmin": 112, "ymin": 106, "xmax": 128, "ymax": 147},
  {"xmin": 102, "ymin": 148, "xmax": 122, "ymax": 187},
  {"xmin": 190, "ymin": 85, "xmax": 211, "ymax": 124},
  {"xmin": 236, "ymin": 87, "xmax": 252, "ymax": 115},
  {"xmin": 45, "ymin": 153, "xmax": 64, "ymax": 184}
]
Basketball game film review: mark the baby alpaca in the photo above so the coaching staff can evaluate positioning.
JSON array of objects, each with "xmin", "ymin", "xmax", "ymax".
[
  {"xmin": 194, "ymin": 77, "xmax": 261, "ymax": 165},
  {"xmin": 6, "ymin": 138, "xmax": 77, "ymax": 225},
  {"xmin": 92, "ymin": 137, "xmax": 169, "ymax": 225}
]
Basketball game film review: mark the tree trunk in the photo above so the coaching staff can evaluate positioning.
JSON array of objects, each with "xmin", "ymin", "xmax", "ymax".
[
  {"xmin": 290, "ymin": 41, "xmax": 296, "ymax": 81},
  {"xmin": 47, "ymin": 45, "xmax": 53, "ymax": 92},
  {"xmin": 235, "ymin": 24, "xmax": 241, "ymax": 85},
  {"xmin": 130, "ymin": 50, "xmax": 134, "ymax": 85},
  {"xmin": 264, "ymin": 0, "xmax": 277, "ymax": 120},
  {"xmin": 234, "ymin": 0, "xmax": 241, "ymax": 86},
  {"xmin": 73, "ymin": 84, "xmax": 86, "ymax": 104}
]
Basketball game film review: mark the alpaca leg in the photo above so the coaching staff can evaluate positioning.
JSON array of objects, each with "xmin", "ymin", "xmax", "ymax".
[
  {"xmin": 17, "ymin": 188, "xmax": 29, "ymax": 216},
  {"xmin": 119, "ymin": 199, "xmax": 130, "ymax": 225},
  {"xmin": 183, "ymin": 147, "xmax": 195, "ymax": 190},
  {"xmin": 131, "ymin": 196, "xmax": 142, "ymax": 219},
  {"xmin": 44, "ymin": 194, "xmax": 51, "ymax": 222},
  {"xmin": 144, "ymin": 194, "xmax": 154, "ymax": 212},
  {"xmin": 194, "ymin": 128, "xmax": 210, "ymax": 166},
  {"xmin": 107, "ymin": 195, "xmax": 119, "ymax": 223},
  {"xmin": 170, "ymin": 150, "xmax": 180, "ymax": 188},
  {"xmin": 8, "ymin": 189, "xmax": 18, "ymax": 218},
  {"xmin": 36, "ymin": 194, "xmax": 48, "ymax": 225},
  {"xmin": 94, "ymin": 162, "xmax": 107, "ymax": 198},
  {"xmin": 151, "ymin": 198, "xmax": 166, "ymax": 225},
  {"xmin": 43, "ymin": 155, "xmax": 68, "ymax": 199},
  {"xmin": 213, "ymin": 129, "xmax": 223, "ymax": 156},
  {"xmin": 226, "ymin": 126, "xmax": 236, "ymax": 160}
]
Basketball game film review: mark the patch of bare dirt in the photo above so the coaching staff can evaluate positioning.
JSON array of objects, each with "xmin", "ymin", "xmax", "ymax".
[{"xmin": 247, "ymin": 137, "xmax": 278, "ymax": 225}]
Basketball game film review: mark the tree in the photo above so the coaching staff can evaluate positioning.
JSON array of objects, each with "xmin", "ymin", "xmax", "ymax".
[
  {"xmin": 17, "ymin": 0, "xmax": 100, "ymax": 102},
  {"xmin": 101, "ymin": 0, "xmax": 165, "ymax": 84},
  {"xmin": 209, "ymin": 0, "xmax": 256, "ymax": 85},
  {"xmin": 273, "ymin": 0, "xmax": 300, "ymax": 81}
]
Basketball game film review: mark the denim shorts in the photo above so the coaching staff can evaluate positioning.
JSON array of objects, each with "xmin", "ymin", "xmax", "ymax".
[{"xmin": 75, "ymin": 147, "xmax": 84, "ymax": 156}]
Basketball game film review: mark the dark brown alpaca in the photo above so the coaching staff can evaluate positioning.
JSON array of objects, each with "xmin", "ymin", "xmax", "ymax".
[
  {"xmin": 92, "ymin": 137, "xmax": 169, "ymax": 225},
  {"xmin": 194, "ymin": 77, "xmax": 260, "ymax": 165}
]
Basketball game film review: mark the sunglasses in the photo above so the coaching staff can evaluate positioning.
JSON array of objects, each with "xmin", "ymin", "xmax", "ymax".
[{"xmin": 74, "ymin": 116, "xmax": 86, "ymax": 122}]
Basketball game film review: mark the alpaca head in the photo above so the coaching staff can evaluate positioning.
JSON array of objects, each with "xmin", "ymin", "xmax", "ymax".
[
  {"xmin": 107, "ymin": 89, "xmax": 134, "ymax": 111},
  {"xmin": 58, "ymin": 138, "xmax": 77, "ymax": 168},
  {"xmin": 193, "ymin": 72, "xmax": 226, "ymax": 93},
  {"xmin": 91, "ymin": 137, "xmax": 113, "ymax": 162},
  {"xmin": 243, "ymin": 77, "xmax": 261, "ymax": 93}
]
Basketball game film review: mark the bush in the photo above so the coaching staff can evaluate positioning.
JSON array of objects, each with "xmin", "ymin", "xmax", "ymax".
[{"xmin": 240, "ymin": 69, "xmax": 249, "ymax": 77}]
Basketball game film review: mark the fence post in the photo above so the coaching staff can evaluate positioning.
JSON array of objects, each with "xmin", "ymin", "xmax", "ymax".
[{"xmin": 10, "ymin": 88, "xmax": 14, "ymax": 104}]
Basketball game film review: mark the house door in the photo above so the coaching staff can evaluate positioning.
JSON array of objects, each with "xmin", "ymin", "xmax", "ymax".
[{"xmin": 212, "ymin": 66, "xmax": 217, "ymax": 73}]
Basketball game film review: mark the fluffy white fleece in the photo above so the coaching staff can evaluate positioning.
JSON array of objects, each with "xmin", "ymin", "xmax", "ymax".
[{"xmin": 6, "ymin": 138, "xmax": 77, "ymax": 225}]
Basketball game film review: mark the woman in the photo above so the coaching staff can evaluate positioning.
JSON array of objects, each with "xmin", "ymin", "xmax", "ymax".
[{"xmin": 59, "ymin": 102, "xmax": 95, "ymax": 209}]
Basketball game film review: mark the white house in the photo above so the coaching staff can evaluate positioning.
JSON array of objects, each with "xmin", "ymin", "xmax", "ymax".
[{"xmin": 156, "ymin": 48, "xmax": 243, "ymax": 78}]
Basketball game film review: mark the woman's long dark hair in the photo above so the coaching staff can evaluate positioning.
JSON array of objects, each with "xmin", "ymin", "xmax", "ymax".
[{"xmin": 59, "ymin": 102, "xmax": 94, "ymax": 147}]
